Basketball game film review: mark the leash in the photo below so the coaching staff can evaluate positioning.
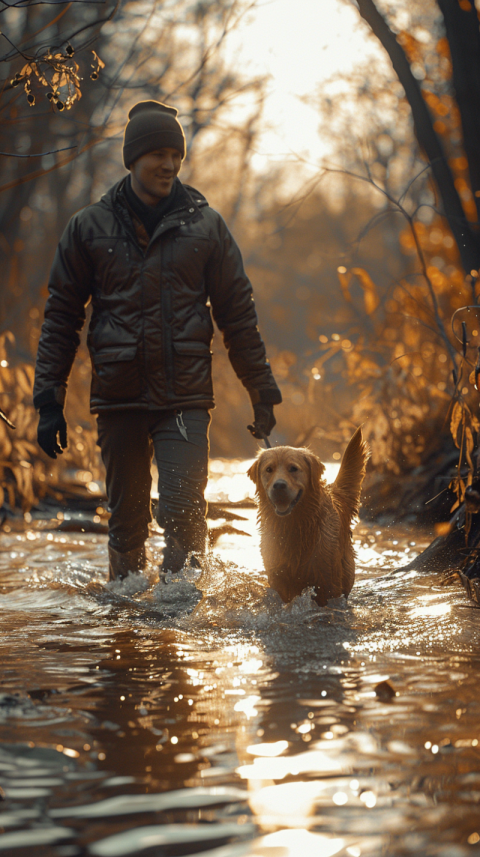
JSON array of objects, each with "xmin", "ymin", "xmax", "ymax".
[
  {"xmin": 177, "ymin": 409, "xmax": 272, "ymax": 448},
  {"xmin": 261, "ymin": 432, "xmax": 271, "ymax": 449},
  {"xmin": 247, "ymin": 423, "xmax": 272, "ymax": 448}
]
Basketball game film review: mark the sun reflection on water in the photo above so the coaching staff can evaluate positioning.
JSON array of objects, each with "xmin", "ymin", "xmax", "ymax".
[
  {"xmin": 205, "ymin": 458, "xmax": 341, "ymax": 504},
  {"xmin": 2, "ymin": 464, "xmax": 480, "ymax": 857},
  {"xmin": 247, "ymin": 829, "xmax": 346, "ymax": 857},
  {"xmin": 409, "ymin": 602, "xmax": 452, "ymax": 619},
  {"xmin": 248, "ymin": 780, "xmax": 330, "ymax": 829},
  {"xmin": 247, "ymin": 740, "xmax": 289, "ymax": 757}
]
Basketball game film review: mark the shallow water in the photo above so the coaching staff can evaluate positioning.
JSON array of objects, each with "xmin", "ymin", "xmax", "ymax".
[{"xmin": 1, "ymin": 467, "xmax": 480, "ymax": 857}]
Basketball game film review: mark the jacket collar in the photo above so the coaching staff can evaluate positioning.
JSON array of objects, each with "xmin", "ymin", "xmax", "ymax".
[{"xmin": 101, "ymin": 177, "xmax": 208, "ymax": 246}]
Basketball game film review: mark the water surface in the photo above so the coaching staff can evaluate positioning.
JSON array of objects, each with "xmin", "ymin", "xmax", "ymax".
[{"xmin": 1, "ymin": 465, "xmax": 479, "ymax": 857}]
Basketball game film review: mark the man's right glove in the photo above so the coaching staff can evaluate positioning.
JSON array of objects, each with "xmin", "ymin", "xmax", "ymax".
[
  {"xmin": 247, "ymin": 402, "xmax": 276, "ymax": 440},
  {"xmin": 37, "ymin": 402, "xmax": 68, "ymax": 459}
]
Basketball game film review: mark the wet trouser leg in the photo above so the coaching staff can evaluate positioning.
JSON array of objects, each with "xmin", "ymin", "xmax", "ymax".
[
  {"xmin": 152, "ymin": 409, "xmax": 210, "ymax": 574},
  {"xmin": 96, "ymin": 409, "xmax": 210, "ymax": 580},
  {"xmin": 97, "ymin": 410, "xmax": 152, "ymax": 580}
]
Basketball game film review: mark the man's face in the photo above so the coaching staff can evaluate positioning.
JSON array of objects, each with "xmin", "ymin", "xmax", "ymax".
[{"xmin": 130, "ymin": 148, "xmax": 182, "ymax": 202}]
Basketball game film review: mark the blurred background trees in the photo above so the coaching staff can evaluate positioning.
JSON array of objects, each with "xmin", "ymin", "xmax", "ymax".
[
  {"xmin": 286, "ymin": 0, "xmax": 480, "ymax": 519},
  {"xmin": 1, "ymin": 0, "xmax": 479, "ymax": 522}
]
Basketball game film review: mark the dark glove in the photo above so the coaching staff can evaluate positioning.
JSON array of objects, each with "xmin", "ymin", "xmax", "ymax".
[
  {"xmin": 37, "ymin": 403, "xmax": 68, "ymax": 459},
  {"xmin": 247, "ymin": 402, "xmax": 276, "ymax": 440}
]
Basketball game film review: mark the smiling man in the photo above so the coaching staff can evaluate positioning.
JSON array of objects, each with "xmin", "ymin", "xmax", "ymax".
[{"xmin": 34, "ymin": 101, "xmax": 282, "ymax": 581}]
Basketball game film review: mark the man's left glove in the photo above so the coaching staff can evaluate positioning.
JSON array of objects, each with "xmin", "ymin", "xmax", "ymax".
[
  {"xmin": 37, "ymin": 402, "xmax": 68, "ymax": 459},
  {"xmin": 247, "ymin": 403, "xmax": 276, "ymax": 440}
]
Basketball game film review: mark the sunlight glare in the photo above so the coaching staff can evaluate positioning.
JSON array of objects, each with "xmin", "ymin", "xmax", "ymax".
[
  {"xmin": 206, "ymin": 458, "xmax": 341, "ymax": 505},
  {"xmin": 247, "ymin": 740, "xmax": 289, "ymax": 757},
  {"xmin": 234, "ymin": 695, "xmax": 261, "ymax": 720},
  {"xmin": 359, "ymin": 790, "xmax": 377, "ymax": 808},
  {"xmin": 247, "ymin": 829, "xmax": 345, "ymax": 857},
  {"xmin": 323, "ymin": 462, "xmax": 341, "ymax": 483},
  {"xmin": 239, "ymin": 658, "xmax": 263, "ymax": 674},
  {"xmin": 237, "ymin": 749, "xmax": 345, "ymax": 780},
  {"xmin": 332, "ymin": 791, "xmax": 348, "ymax": 805},
  {"xmin": 206, "ymin": 459, "xmax": 255, "ymax": 503},
  {"xmin": 248, "ymin": 780, "xmax": 328, "ymax": 829},
  {"xmin": 228, "ymin": 0, "xmax": 384, "ymax": 174},
  {"xmin": 409, "ymin": 603, "xmax": 451, "ymax": 619}
]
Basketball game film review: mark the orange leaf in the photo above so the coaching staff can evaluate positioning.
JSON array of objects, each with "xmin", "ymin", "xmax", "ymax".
[
  {"xmin": 466, "ymin": 425, "xmax": 474, "ymax": 470},
  {"xmin": 351, "ymin": 268, "xmax": 380, "ymax": 315},
  {"xmin": 450, "ymin": 401, "xmax": 462, "ymax": 449},
  {"xmin": 435, "ymin": 521, "xmax": 452, "ymax": 536}
]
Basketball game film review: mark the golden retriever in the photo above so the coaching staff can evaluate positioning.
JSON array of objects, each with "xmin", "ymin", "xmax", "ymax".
[{"xmin": 247, "ymin": 427, "xmax": 369, "ymax": 606}]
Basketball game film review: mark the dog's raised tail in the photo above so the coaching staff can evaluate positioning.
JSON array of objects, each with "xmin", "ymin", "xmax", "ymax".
[{"xmin": 332, "ymin": 426, "xmax": 370, "ymax": 522}]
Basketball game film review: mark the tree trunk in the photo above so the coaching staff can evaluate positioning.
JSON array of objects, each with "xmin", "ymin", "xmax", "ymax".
[
  {"xmin": 356, "ymin": 0, "xmax": 480, "ymax": 274},
  {"xmin": 437, "ymin": 0, "xmax": 480, "ymax": 225}
]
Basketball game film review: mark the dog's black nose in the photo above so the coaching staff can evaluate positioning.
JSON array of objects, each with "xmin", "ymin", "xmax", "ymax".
[{"xmin": 273, "ymin": 480, "xmax": 288, "ymax": 491}]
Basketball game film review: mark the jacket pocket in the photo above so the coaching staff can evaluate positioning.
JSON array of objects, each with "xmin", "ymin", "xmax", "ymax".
[
  {"xmin": 172, "ymin": 341, "xmax": 212, "ymax": 398},
  {"xmin": 91, "ymin": 345, "xmax": 142, "ymax": 401}
]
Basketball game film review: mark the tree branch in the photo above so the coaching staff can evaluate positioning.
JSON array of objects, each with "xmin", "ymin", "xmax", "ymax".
[
  {"xmin": 356, "ymin": 0, "xmax": 480, "ymax": 274},
  {"xmin": 0, "ymin": 1, "xmax": 103, "ymax": 7},
  {"xmin": 0, "ymin": 137, "xmax": 97, "ymax": 192},
  {"xmin": 324, "ymin": 163, "xmax": 459, "ymax": 368},
  {"xmin": 0, "ymin": 144, "xmax": 77, "ymax": 156}
]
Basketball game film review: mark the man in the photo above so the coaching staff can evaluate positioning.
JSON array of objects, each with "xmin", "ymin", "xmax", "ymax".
[{"xmin": 34, "ymin": 100, "xmax": 282, "ymax": 581}]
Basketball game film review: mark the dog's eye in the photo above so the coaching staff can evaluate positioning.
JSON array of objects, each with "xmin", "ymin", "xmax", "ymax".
[
  {"xmin": 288, "ymin": 465, "xmax": 299, "ymax": 472},
  {"xmin": 265, "ymin": 465, "xmax": 273, "ymax": 473}
]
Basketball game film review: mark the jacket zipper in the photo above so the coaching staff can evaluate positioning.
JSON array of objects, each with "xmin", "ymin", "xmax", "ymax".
[
  {"xmin": 161, "ymin": 240, "xmax": 174, "ymax": 398},
  {"xmin": 150, "ymin": 203, "xmax": 198, "ymax": 400},
  {"xmin": 109, "ymin": 194, "xmax": 150, "ymax": 396},
  {"xmin": 113, "ymin": 197, "xmax": 180, "ymax": 401},
  {"xmin": 109, "ymin": 183, "xmax": 203, "ymax": 401}
]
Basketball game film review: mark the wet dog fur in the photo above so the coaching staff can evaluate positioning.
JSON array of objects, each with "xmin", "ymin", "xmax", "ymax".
[{"xmin": 247, "ymin": 427, "xmax": 369, "ymax": 606}]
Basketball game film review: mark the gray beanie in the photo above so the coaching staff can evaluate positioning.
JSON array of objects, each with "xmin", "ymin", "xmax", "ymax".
[{"xmin": 123, "ymin": 100, "xmax": 186, "ymax": 168}]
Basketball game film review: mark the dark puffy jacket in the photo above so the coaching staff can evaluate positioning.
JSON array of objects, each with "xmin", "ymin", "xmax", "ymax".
[{"xmin": 33, "ymin": 178, "xmax": 281, "ymax": 413}]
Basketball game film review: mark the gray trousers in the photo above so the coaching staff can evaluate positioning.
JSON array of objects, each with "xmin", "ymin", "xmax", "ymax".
[{"xmin": 96, "ymin": 409, "xmax": 210, "ymax": 574}]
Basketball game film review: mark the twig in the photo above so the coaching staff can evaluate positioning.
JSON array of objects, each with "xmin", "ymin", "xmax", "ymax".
[
  {"xmin": 0, "ymin": 145, "xmax": 77, "ymax": 157},
  {"xmin": 398, "ymin": 160, "xmax": 440, "ymax": 205},
  {"xmin": 0, "ymin": 408, "xmax": 15, "ymax": 430},
  {"xmin": 164, "ymin": 1, "xmax": 257, "ymax": 100},
  {"xmin": 0, "ymin": 1, "xmax": 103, "ymax": 7},
  {"xmin": 323, "ymin": 164, "xmax": 459, "ymax": 371},
  {"xmin": 451, "ymin": 306, "xmax": 480, "ymax": 349},
  {"xmin": 0, "ymin": 0, "xmax": 118, "ymax": 62},
  {"xmin": 18, "ymin": 3, "xmax": 72, "ymax": 44},
  {"xmin": 0, "ymin": 31, "xmax": 30, "ymax": 62},
  {"xmin": 0, "ymin": 136, "xmax": 98, "ymax": 193}
]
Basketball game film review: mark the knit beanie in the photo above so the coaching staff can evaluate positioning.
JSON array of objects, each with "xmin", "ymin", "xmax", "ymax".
[{"xmin": 123, "ymin": 101, "xmax": 186, "ymax": 168}]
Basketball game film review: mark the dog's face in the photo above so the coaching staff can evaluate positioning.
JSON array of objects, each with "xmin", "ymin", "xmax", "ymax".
[{"xmin": 248, "ymin": 447, "xmax": 325, "ymax": 516}]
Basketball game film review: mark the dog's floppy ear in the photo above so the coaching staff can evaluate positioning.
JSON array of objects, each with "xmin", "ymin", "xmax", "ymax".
[
  {"xmin": 302, "ymin": 450, "xmax": 325, "ymax": 491},
  {"xmin": 247, "ymin": 458, "xmax": 260, "ymax": 486}
]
